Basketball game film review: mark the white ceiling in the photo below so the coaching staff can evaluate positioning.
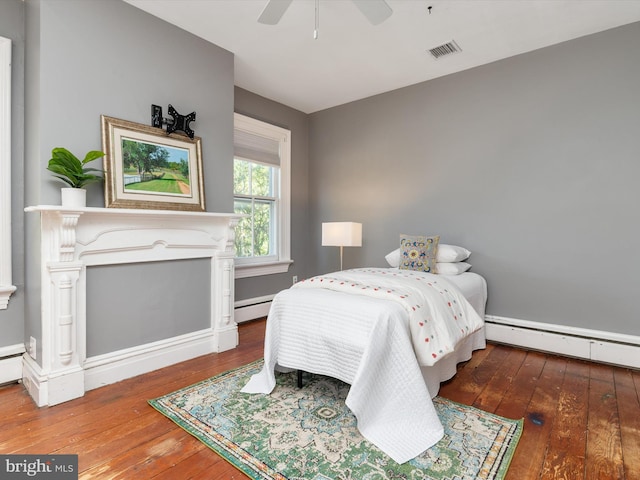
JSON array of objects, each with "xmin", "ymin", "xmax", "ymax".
[{"xmin": 125, "ymin": 0, "xmax": 640, "ymax": 114}]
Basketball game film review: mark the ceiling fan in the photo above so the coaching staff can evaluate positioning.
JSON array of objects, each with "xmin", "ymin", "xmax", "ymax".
[{"xmin": 258, "ymin": 0, "xmax": 393, "ymax": 26}]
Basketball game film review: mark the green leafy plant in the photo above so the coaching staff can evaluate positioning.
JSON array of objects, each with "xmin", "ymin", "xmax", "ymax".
[{"xmin": 46, "ymin": 147, "xmax": 105, "ymax": 188}]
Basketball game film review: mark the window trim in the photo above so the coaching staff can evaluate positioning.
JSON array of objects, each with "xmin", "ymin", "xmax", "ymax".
[
  {"xmin": 233, "ymin": 113, "xmax": 292, "ymax": 279},
  {"xmin": 0, "ymin": 36, "xmax": 15, "ymax": 309}
]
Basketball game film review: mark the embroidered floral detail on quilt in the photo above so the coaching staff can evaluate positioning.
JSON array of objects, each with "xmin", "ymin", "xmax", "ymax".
[{"xmin": 294, "ymin": 268, "xmax": 483, "ymax": 366}]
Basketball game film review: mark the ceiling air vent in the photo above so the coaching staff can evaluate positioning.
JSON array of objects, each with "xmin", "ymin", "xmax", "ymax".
[{"xmin": 428, "ymin": 40, "xmax": 461, "ymax": 59}]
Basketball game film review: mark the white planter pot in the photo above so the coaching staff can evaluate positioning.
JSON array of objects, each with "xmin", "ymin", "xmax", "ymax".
[{"xmin": 61, "ymin": 188, "xmax": 86, "ymax": 208}]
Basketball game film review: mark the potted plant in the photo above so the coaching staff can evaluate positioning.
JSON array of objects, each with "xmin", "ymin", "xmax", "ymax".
[{"xmin": 46, "ymin": 147, "xmax": 105, "ymax": 207}]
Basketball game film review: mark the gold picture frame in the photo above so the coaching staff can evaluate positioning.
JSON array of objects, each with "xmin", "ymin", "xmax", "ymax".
[{"xmin": 101, "ymin": 115, "xmax": 205, "ymax": 211}]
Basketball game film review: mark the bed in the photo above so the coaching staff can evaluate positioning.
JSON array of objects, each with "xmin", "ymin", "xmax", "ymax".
[{"xmin": 241, "ymin": 262, "xmax": 487, "ymax": 464}]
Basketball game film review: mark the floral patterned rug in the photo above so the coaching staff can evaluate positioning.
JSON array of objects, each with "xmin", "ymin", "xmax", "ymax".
[{"xmin": 149, "ymin": 360, "xmax": 522, "ymax": 479}]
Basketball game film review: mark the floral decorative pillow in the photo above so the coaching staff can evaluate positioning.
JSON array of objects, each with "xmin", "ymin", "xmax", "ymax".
[{"xmin": 399, "ymin": 234, "xmax": 440, "ymax": 272}]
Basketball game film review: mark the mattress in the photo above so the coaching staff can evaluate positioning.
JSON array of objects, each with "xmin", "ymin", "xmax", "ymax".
[{"xmin": 440, "ymin": 271, "xmax": 488, "ymax": 318}]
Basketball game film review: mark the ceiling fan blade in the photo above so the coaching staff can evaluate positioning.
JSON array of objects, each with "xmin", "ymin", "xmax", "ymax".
[
  {"xmin": 351, "ymin": 0, "xmax": 393, "ymax": 25},
  {"xmin": 258, "ymin": 0, "xmax": 294, "ymax": 25}
]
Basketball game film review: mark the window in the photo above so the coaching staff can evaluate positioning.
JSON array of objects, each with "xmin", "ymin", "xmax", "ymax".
[
  {"xmin": 233, "ymin": 113, "xmax": 291, "ymax": 278},
  {"xmin": 234, "ymin": 159, "xmax": 276, "ymax": 258},
  {"xmin": 0, "ymin": 36, "xmax": 15, "ymax": 309}
]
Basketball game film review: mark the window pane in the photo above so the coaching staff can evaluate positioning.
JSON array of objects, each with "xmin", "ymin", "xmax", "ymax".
[
  {"xmin": 252, "ymin": 163, "xmax": 273, "ymax": 197},
  {"xmin": 253, "ymin": 200, "xmax": 273, "ymax": 256},
  {"xmin": 234, "ymin": 199, "xmax": 252, "ymax": 257},
  {"xmin": 233, "ymin": 159, "xmax": 250, "ymax": 195}
]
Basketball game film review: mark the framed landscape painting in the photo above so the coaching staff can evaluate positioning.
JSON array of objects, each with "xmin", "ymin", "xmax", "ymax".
[{"xmin": 101, "ymin": 115, "xmax": 205, "ymax": 211}]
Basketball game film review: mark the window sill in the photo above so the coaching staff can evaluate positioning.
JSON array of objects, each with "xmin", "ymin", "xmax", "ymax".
[{"xmin": 234, "ymin": 260, "xmax": 293, "ymax": 279}]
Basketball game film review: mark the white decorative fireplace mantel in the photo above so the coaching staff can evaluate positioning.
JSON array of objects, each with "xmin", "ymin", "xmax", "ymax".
[{"xmin": 24, "ymin": 205, "xmax": 242, "ymax": 406}]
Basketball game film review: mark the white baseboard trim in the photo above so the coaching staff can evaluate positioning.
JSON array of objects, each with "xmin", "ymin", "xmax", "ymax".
[
  {"xmin": 485, "ymin": 315, "xmax": 640, "ymax": 369},
  {"xmin": 83, "ymin": 328, "xmax": 219, "ymax": 391},
  {"xmin": 22, "ymin": 355, "xmax": 48, "ymax": 406},
  {"xmin": 22, "ymin": 354, "xmax": 85, "ymax": 407},
  {"xmin": 0, "ymin": 343, "xmax": 25, "ymax": 384},
  {"xmin": 234, "ymin": 295, "xmax": 274, "ymax": 323}
]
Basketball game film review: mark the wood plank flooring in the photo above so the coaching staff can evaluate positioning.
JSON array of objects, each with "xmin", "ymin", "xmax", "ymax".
[{"xmin": 1, "ymin": 318, "xmax": 638, "ymax": 479}]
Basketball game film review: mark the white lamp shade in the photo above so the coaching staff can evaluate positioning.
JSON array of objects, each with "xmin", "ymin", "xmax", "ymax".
[{"xmin": 322, "ymin": 222, "xmax": 362, "ymax": 247}]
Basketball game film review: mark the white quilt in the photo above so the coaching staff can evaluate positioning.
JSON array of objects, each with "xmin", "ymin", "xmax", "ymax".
[{"xmin": 241, "ymin": 268, "xmax": 484, "ymax": 464}]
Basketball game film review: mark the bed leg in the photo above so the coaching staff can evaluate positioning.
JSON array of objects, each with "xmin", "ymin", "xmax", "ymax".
[{"xmin": 297, "ymin": 370, "xmax": 303, "ymax": 388}]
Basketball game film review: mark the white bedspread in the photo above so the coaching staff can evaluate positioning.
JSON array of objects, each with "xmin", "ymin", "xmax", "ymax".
[{"xmin": 241, "ymin": 268, "xmax": 484, "ymax": 464}]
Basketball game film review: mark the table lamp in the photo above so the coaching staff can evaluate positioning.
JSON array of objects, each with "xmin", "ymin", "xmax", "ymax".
[{"xmin": 322, "ymin": 222, "xmax": 362, "ymax": 270}]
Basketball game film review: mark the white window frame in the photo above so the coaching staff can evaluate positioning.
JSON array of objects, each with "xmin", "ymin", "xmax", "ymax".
[
  {"xmin": 233, "ymin": 113, "xmax": 292, "ymax": 279},
  {"xmin": 0, "ymin": 37, "xmax": 15, "ymax": 309}
]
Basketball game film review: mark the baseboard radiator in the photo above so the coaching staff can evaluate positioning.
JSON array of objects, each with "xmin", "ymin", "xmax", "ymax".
[
  {"xmin": 0, "ymin": 344, "xmax": 25, "ymax": 385},
  {"xmin": 234, "ymin": 295, "xmax": 274, "ymax": 323},
  {"xmin": 485, "ymin": 315, "xmax": 640, "ymax": 370}
]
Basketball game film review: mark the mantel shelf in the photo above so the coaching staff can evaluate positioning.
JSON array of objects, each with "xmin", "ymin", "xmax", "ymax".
[{"xmin": 25, "ymin": 205, "xmax": 239, "ymax": 220}]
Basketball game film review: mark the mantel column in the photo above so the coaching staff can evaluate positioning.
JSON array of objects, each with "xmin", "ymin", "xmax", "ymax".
[
  {"xmin": 212, "ymin": 252, "xmax": 237, "ymax": 351},
  {"xmin": 44, "ymin": 262, "xmax": 85, "ymax": 403},
  {"xmin": 23, "ymin": 210, "xmax": 86, "ymax": 406}
]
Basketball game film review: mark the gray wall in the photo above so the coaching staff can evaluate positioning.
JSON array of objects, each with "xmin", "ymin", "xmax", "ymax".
[
  {"xmin": 26, "ymin": 0, "xmax": 234, "ymax": 210},
  {"xmin": 22, "ymin": 0, "xmax": 234, "ymax": 361},
  {"xmin": 234, "ymin": 87, "xmax": 310, "ymax": 301},
  {"xmin": 309, "ymin": 22, "xmax": 640, "ymax": 336},
  {"xmin": 3, "ymin": 0, "xmax": 639, "ymax": 365},
  {"xmin": 0, "ymin": 0, "xmax": 25, "ymax": 348},
  {"xmin": 86, "ymin": 259, "xmax": 210, "ymax": 356}
]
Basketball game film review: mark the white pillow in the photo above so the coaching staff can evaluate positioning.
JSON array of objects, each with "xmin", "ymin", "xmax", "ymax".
[
  {"xmin": 435, "ymin": 262, "xmax": 471, "ymax": 275},
  {"xmin": 385, "ymin": 244, "xmax": 471, "ymax": 267},
  {"xmin": 385, "ymin": 248, "xmax": 401, "ymax": 268},
  {"xmin": 437, "ymin": 244, "xmax": 471, "ymax": 263}
]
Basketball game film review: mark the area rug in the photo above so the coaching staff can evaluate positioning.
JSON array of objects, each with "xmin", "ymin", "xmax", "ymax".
[{"xmin": 149, "ymin": 360, "xmax": 522, "ymax": 480}]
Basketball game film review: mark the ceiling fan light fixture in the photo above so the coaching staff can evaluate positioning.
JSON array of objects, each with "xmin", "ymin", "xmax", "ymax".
[{"xmin": 257, "ymin": 0, "xmax": 392, "ymax": 27}]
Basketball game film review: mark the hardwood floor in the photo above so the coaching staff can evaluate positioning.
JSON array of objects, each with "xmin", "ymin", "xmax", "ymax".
[{"xmin": 1, "ymin": 318, "xmax": 638, "ymax": 479}]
